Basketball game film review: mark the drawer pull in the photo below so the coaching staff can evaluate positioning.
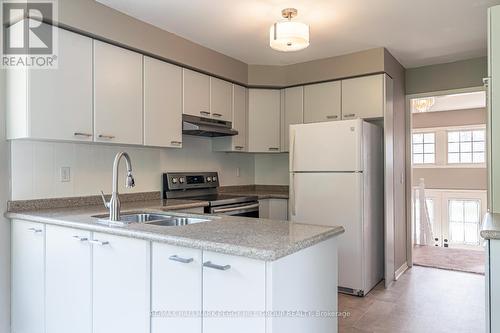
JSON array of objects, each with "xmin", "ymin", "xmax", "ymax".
[
  {"xmin": 74, "ymin": 132, "xmax": 92, "ymax": 137},
  {"xmin": 268, "ymin": 147, "xmax": 280, "ymax": 151},
  {"xmin": 89, "ymin": 239, "xmax": 109, "ymax": 246},
  {"xmin": 343, "ymin": 113, "xmax": 356, "ymax": 118},
  {"xmin": 234, "ymin": 146, "xmax": 244, "ymax": 150},
  {"xmin": 170, "ymin": 141, "xmax": 182, "ymax": 145},
  {"xmin": 203, "ymin": 261, "xmax": 231, "ymax": 271},
  {"xmin": 72, "ymin": 235, "xmax": 88, "ymax": 242},
  {"xmin": 326, "ymin": 115, "xmax": 338, "ymax": 119},
  {"xmin": 98, "ymin": 134, "xmax": 115, "ymax": 140},
  {"xmin": 28, "ymin": 227, "xmax": 43, "ymax": 233},
  {"xmin": 212, "ymin": 113, "xmax": 222, "ymax": 117},
  {"xmin": 200, "ymin": 111, "xmax": 211, "ymax": 116},
  {"xmin": 169, "ymin": 255, "xmax": 194, "ymax": 264}
]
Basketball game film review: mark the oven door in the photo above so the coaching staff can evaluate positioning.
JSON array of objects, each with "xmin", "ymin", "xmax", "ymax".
[{"xmin": 209, "ymin": 202, "xmax": 259, "ymax": 218}]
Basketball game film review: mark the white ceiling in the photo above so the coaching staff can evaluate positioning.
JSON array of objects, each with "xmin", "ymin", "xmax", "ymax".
[{"xmin": 96, "ymin": 0, "xmax": 500, "ymax": 67}]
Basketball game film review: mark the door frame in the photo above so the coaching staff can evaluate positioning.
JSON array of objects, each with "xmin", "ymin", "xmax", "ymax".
[{"xmin": 405, "ymin": 86, "xmax": 486, "ymax": 267}]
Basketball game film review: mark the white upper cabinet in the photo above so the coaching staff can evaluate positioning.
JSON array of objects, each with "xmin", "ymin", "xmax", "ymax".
[
  {"xmin": 342, "ymin": 74, "xmax": 385, "ymax": 119},
  {"xmin": 183, "ymin": 69, "xmax": 211, "ymax": 118},
  {"xmin": 144, "ymin": 56, "xmax": 183, "ymax": 148},
  {"xmin": 282, "ymin": 86, "xmax": 304, "ymax": 152},
  {"xmin": 93, "ymin": 41, "xmax": 143, "ymax": 145},
  {"xmin": 152, "ymin": 243, "xmax": 202, "ymax": 333},
  {"xmin": 202, "ymin": 251, "xmax": 266, "ymax": 333},
  {"xmin": 248, "ymin": 89, "xmax": 281, "ymax": 153},
  {"xmin": 303, "ymin": 81, "xmax": 342, "ymax": 123},
  {"xmin": 45, "ymin": 225, "xmax": 92, "ymax": 333},
  {"xmin": 92, "ymin": 233, "xmax": 150, "ymax": 333},
  {"xmin": 213, "ymin": 84, "xmax": 247, "ymax": 152},
  {"xmin": 7, "ymin": 25, "xmax": 93, "ymax": 141},
  {"xmin": 210, "ymin": 77, "xmax": 232, "ymax": 122}
]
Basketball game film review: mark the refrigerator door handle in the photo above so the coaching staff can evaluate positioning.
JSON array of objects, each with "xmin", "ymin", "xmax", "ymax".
[
  {"xmin": 291, "ymin": 173, "xmax": 296, "ymax": 216},
  {"xmin": 290, "ymin": 129, "xmax": 297, "ymax": 216}
]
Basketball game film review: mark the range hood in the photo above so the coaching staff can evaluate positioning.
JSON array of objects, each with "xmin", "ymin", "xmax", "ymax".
[{"xmin": 182, "ymin": 114, "xmax": 238, "ymax": 137}]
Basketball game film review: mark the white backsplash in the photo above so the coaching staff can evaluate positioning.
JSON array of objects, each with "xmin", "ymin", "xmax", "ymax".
[
  {"xmin": 254, "ymin": 153, "xmax": 289, "ymax": 185},
  {"xmin": 10, "ymin": 136, "xmax": 255, "ymax": 200}
]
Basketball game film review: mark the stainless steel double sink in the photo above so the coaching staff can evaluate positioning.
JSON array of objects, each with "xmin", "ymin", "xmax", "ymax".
[{"xmin": 93, "ymin": 212, "xmax": 211, "ymax": 227}]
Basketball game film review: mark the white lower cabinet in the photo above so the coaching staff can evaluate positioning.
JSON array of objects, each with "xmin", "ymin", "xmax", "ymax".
[
  {"xmin": 11, "ymin": 220, "xmax": 45, "ymax": 333},
  {"xmin": 488, "ymin": 239, "xmax": 500, "ymax": 333},
  {"xmin": 203, "ymin": 251, "xmax": 266, "ymax": 333},
  {"xmin": 92, "ymin": 233, "xmax": 151, "ymax": 333},
  {"xmin": 152, "ymin": 243, "xmax": 202, "ymax": 333},
  {"xmin": 259, "ymin": 199, "xmax": 289, "ymax": 220},
  {"xmin": 45, "ymin": 225, "xmax": 92, "ymax": 333}
]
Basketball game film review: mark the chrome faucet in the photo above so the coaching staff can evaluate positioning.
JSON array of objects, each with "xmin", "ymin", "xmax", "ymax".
[{"xmin": 100, "ymin": 152, "xmax": 135, "ymax": 221}]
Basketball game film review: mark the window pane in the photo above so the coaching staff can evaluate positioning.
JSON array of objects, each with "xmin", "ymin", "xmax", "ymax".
[
  {"xmin": 424, "ymin": 143, "xmax": 435, "ymax": 153},
  {"xmin": 448, "ymin": 153, "xmax": 460, "ymax": 163},
  {"xmin": 449, "ymin": 200, "xmax": 464, "ymax": 222},
  {"xmin": 473, "ymin": 152, "xmax": 485, "ymax": 163},
  {"xmin": 448, "ymin": 132, "xmax": 460, "ymax": 142},
  {"xmin": 413, "ymin": 154, "xmax": 423, "ymax": 164},
  {"xmin": 473, "ymin": 130, "xmax": 485, "ymax": 141},
  {"xmin": 460, "ymin": 131, "xmax": 472, "ymax": 142},
  {"xmin": 450, "ymin": 222, "xmax": 464, "ymax": 242},
  {"xmin": 448, "ymin": 142, "xmax": 460, "ymax": 153},
  {"xmin": 424, "ymin": 154, "xmax": 435, "ymax": 164},
  {"xmin": 464, "ymin": 201, "xmax": 479, "ymax": 223},
  {"xmin": 461, "ymin": 152, "xmax": 472, "ymax": 163},
  {"xmin": 464, "ymin": 223, "xmax": 478, "ymax": 244},
  {"xmin": 473, "ymin": 141, "xmax": 485, "ymax": 152},
  {"xmin": 460, "ymin": 142, "xmax": 472, "ymax": 152},
  {"xmin": 423, "ymin": 133, "xmax": 435, "ymax": 143},
  {"xmin": 413, "ymin": 133, "xmax": 423, "ymax": 144},
  {"xmin": 413, "ymin": 144, "xmax": 423, "ymax": 154}
]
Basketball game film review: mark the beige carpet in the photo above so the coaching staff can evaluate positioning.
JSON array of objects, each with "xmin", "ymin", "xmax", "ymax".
[{"xmin": 413, "ymin": 245, "xmax": 485, "ymax": 275}]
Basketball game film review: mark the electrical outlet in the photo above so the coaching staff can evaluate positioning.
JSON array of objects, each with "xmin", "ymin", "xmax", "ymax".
[
  {"xmin": 236, "ymin": 167, "xmax": 241, "ymax": 177},
  {"xmin": 60, "ymin": 167, "xmax": 71, "ymax": 182}
]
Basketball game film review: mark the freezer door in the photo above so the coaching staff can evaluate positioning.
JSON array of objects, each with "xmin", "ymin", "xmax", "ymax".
[
  {"xmin": 290, "ymin": 172, "xmax": 363, "ymax": 291},
  {"xmin": 290, "ymin": 119, "xmax": 363, "ymax": 172}
]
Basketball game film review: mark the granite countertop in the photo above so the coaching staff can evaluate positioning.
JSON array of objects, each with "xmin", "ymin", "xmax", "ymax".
[
  {"xmin": 481, "ymin": 213, "xmax": 500, "ymax": 240},
  {"xmin": 5, "ymin": 200, "xmax": 343, "ymax": 261}
]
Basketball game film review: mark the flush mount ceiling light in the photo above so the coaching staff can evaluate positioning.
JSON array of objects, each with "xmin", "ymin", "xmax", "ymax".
[
  {"xmin": 269, "ymin": 8, "xmax": 310, "ymax": 52},
  {"xmin": 412, "ymin": 97, "xmax": 436, "ymax": 113}
]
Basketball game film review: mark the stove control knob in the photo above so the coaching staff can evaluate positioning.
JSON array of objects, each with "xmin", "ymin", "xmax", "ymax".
[
  {"xmin": 171, "ymin": 177, "xmax": 178, "ymax": 184},
  {"xmin": 179, "ymin": 177, "xmax": 185, "ymax": 184},
  {"xmin": 206, "ymin": 176, "xmax": 212, "ymax": 182},
  {"xmin": 212, "ymin": 176, "xmax": 217, "ymax": 182}
]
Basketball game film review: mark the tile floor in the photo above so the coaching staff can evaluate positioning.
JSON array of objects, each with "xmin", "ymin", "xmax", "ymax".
[{"xmin": 338, "ymin": 266, "xmax": 485, "ymax": 333}]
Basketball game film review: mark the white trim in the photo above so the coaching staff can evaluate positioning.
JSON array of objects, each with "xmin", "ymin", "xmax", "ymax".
[
  {"xmin": 407, "ymin": 86, "xmax": 486, "ymax": 100},
  {"xmin": 413, "ymin": 124, "xmax": 486, "ymax": 132},
  {"xmin": 395, "ymin": 262, "xmax": 408, "ymax": 280}
]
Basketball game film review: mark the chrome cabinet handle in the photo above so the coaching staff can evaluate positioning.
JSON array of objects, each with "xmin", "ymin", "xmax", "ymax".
[
  {"xmin": 89, "ymin": 239, "xmax": 109, "ymax": 246},
  {"xmin": 98, "ymin": 134, "xmax": 115, "ymax": 139},
  {"xmin": 212, "ymin": 113, "xmax": 222, "ymax": 117},
  {"xmin": 234, "ymin": 146, "xmax": 244, "ymax": 150},
  {"xmin": 28, "ymin": 227, "xmax": 43, "ymax": 233},
  {"xmin": 72, "ymin": 235, "xmax": 88, "ymax": 242},
  {"xmin": 268, "ymin": 147, "xmax": 280, "ymax": 151},
  {"xmin": 200, "ymin": 111, "xmax": 211, "ymax": 116},
  {"xmin": 343, "ymin": 113, "xmax": 356, "ymax": 118},
  {"xmin": 169, "ymin": 255, "xmax": 194, "ymax": 264},
  {"xmin": 203, "ymin": 261, "xmax": 231, "ymax": 271},
  {"xmin": 170, "ymin": 141, "xmax": 182, "ymax": 145},
  {"xmin": 326, "ymin": 115, "xmax": 338, "ymax": 119},
  {"xmin": 74, "ymin": 132, "xmax": 92, "ymax": 137}
]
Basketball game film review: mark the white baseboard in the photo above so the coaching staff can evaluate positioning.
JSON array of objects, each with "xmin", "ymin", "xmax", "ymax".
[{"xmin": 395, "ymin": 262, "xmax": 409, "ymax": 280}]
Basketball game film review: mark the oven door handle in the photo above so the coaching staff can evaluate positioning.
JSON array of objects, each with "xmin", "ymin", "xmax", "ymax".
[{"xmin": 212, "ymin": 203, "xmax": 260, "ymax": 214}]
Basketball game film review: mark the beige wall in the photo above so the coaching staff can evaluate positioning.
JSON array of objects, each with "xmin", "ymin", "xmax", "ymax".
[
  {"xmin": 412, "ymin": 108, "xmax": 486, "ymax": 128},
  {"xmin": 405, "ymin": 57, "xmax": 487, "ymax": 95},
  {"xmin": 413, "ymin": 168, "xmax": 487, "ymax": 190},
  {"xmin": 56, "ymin": 0, "xmax": 248, "ymax": 84}
]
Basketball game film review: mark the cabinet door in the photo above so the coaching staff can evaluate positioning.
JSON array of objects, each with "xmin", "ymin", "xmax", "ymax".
[
  {"xmin": 303, "ymin": 81, "xmax": 341, "ymax": 123},
  {"xmin": 490, "ymin": 6, "xmax": 500, "ymax": 212},
  {"xmin": 203, "ymin": 251, "xmax": 266, "ymax": 333},
  {"xmin": 259, "ymin": 199, "xmax": 289, "ymax": 220},
  {"xmin": 11, "ymin": 220, "xmax": 45, "ymax": 333},
  {"xmin": 490, "ymin": 240, "xmax": 500, "ymax": 332},
  {"xmin": 46, "ymin": 225, "xmax": 92, "ymax": 333},
  {"xmin": 94, "ymin": 41, "xmax": 143, "ymax": 145},
  {"xmin": 92, "ymin": 233, "xmax": 150, "ymax": 333},
  {"xmin": 342, "ymin": 74, "xmax": 385, "ymax": 120},
  {"xmin": 282, "ymin": 86, "xmax": 304, "ymax": 152},
  {"xmin": 144, "ymin": 56, "xmax": 182, "ymax": 148},
  {"xmin": 152, "ymin": 243, "xmax": 202, "ymax": 333},
  {"xmin": 183, "ymin": 69, "xmax": 210, "ymax": 118},
  {"xmin": 29, "ymin": 26, "xmax": 93, "ymax": 141},
  {"xmin": 248, "ymin": 89, "xmax": 281, "ymax": 153},
  {"xmin": 210, "ymin": 77, "xmax": 232, "ymax": 121}
]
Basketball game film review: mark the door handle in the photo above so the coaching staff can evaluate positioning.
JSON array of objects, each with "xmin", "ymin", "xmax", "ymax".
[
  {"xmin": 326, "ymin": 115, "xmax": 338, "ymax": 120},
  {"xmin": 343, "ymin": 113, "xmax": 356, "ymax": 118},
  {"xmin": 200, "ymin": 111, "xmax": 211, "ymax": 116},
  {"xmin": 268, "ymin": 147, "xmax": 280, "ymax": 151},
  {"xmin": 89, "ymin": 239, "xmax": 109, "ymax": 246},
  {"xmin": 28, "ymin": 227, "xmax": 43, "ymax": 233},
  {"xmin": 98, "ymin": 134, "xmax": 115, "ymax": 140},
  {"xmin": 170, "ymin": 141, "xmax": 182, "ymax": 145},
  {"xmin": 74, "ymin": 132, "xmax": 92, "ymax": 137},
  {"xmin": 169, "ymin": 255, "xmax": 194, "ymax": 264},
  {"xmin": 203, "ymin": 261, "xmax": 231, "ymax": 271},
  {"xmin": 212, "ymin": 113, "xmax": 222, "ymax": 117},
  {"xmin": 72, "ymin": 235, "xmax": 88, "ymax": 242}
]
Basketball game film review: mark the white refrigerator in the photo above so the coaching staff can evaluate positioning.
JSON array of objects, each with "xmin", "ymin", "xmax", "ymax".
[{"xmin": 289, "ymin": 119, "xmax": 384, "ymax": 296}]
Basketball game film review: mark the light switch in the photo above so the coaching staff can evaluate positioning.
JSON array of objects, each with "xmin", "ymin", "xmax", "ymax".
[{"xmin": 60, "ymin": 167, "xmax": 71, "ymax": 182}]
